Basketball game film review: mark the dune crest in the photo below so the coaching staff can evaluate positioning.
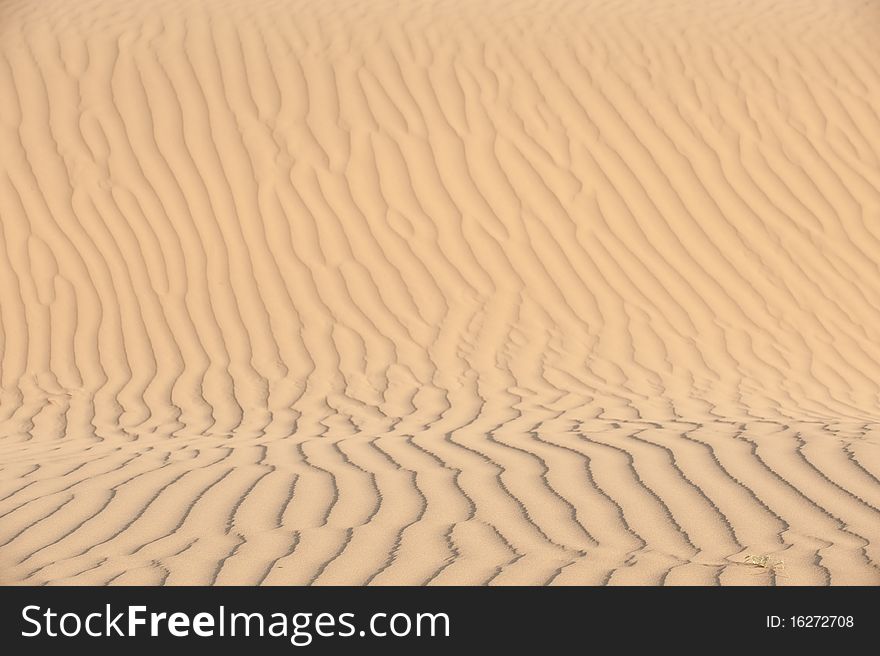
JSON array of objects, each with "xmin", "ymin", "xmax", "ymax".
[{"xmin": 1, "ymin": 0, "xmax": 880, "ymax": 585}]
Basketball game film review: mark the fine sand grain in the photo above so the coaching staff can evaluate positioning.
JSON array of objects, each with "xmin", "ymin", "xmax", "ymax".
[{"xmin": 1, "ymin": 0, "xmax": 880, "ymax": 585}]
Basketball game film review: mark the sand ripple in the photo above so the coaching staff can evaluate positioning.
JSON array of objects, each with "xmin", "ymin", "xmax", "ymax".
[{"xmin": 1, "ymin": 0, "xmax": 880, "ymax": 584}]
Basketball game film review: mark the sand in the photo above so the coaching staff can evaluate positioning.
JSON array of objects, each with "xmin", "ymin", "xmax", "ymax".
[{"xmin": 1, "ymin": 0, "xmax": 879, "ymax": 585}]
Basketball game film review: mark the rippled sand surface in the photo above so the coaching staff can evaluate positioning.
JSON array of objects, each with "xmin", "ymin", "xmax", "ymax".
[{"xmin": 1, "ymin": 0, "xmax": 880, "ymax": 585}]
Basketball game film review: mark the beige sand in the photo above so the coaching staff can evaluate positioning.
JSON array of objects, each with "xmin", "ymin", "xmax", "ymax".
[{"xmin": 1, "ymin": 0, "xmax": 879, "ymax": 585}]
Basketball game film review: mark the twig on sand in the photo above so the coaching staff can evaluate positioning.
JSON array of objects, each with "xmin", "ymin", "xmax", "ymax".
[{"xmin": 742, "ymin": 553, "xmax": 787, "ymax": 577}]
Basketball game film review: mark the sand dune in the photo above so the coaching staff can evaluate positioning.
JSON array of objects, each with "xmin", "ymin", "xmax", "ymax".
[{"xmin": 1, "ymin": 0, "xmax": 880, "ymax": 585}]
